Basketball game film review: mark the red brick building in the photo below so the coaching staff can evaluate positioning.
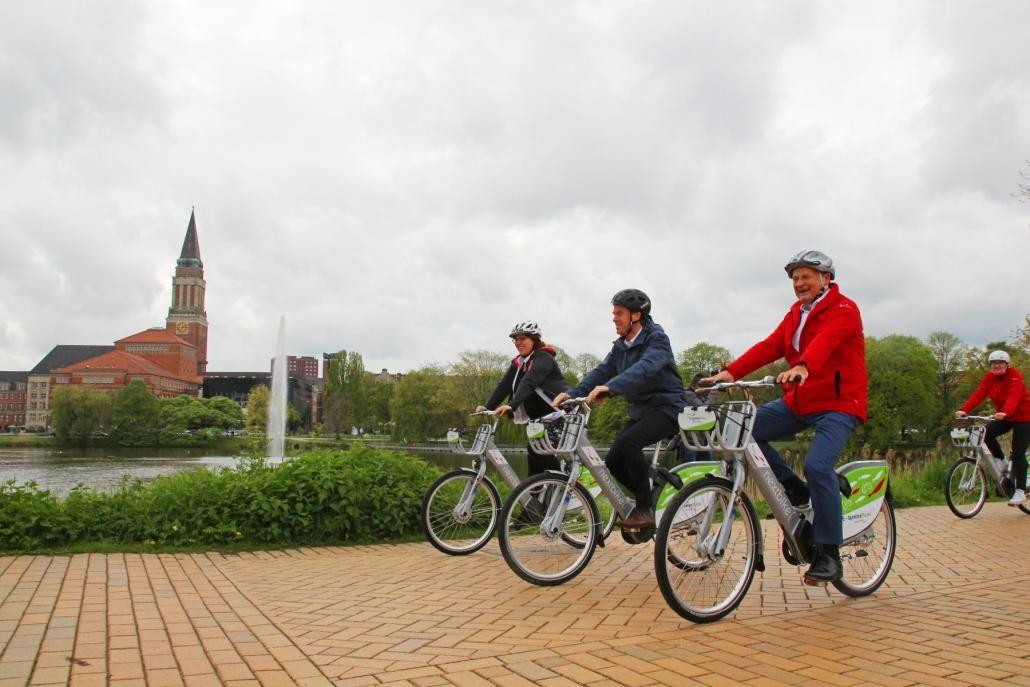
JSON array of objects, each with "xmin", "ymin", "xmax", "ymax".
[
  {"xmin": 0, "ymin": 372, "xmax": 27, "ymax": 429},
  {"xmin": 287, "ymin": 356, "xmax": 319, "ymax": 378},
  {"xmin": 45, "ymin": 212, "xmax": 208, "ymax": 409},
  {"xmin": 165, "ymin": 209, "xmax": 209, "ymax": 376}
]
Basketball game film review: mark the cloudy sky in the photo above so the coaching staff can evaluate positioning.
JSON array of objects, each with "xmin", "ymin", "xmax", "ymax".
[{"xmin": 1, "ymin": 1, "xmax": 1028, "ymax": 375}]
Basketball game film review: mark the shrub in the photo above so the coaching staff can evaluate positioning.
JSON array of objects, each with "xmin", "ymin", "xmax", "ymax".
[{"xmin": 0, "ymin": 446, "xmax": 440, "ymax": 552}]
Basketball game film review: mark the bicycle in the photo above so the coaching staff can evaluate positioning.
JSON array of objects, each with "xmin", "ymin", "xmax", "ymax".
[
  {"xmin": 653, "ymin": 377, "xmax": 896, "ymax": 623},
  {"xmin": 945, "ymin": 416, "xmax": 1030, "ymax": 518},
  {"xmin": 496, "ymin": 398, "xmax": 726, "ymax": 586},
  {"xmin": 420, "ymin": 410, "xmax": 618, "ymax": 555}
]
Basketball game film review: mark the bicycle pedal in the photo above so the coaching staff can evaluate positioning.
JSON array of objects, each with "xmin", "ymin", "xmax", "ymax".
[{"xmin": 801, "ymin": 576, "xmax": 829, "ymax": 587}]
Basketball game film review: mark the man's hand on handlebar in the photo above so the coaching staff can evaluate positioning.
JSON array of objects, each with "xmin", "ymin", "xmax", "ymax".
[
  {"xmin": 494, "ymin": 405, "xmax": 512, "ymax": 417},
  {"xmin": 550, "ymin": 392, "xmax": 570, "ymax": 409},
  {"xmin": 776, "ymin": 365, "xmax": 809, "ymax": 386},
  {"xmin": 954, "ymin": 410, "xmax": 966, "ymax": 419},
  {"xmin": 701, "ymin": 370, "xmax": 734, "ymax": 385},
  {"xmin": 585, "ymin": 385, "xmax": 610, "ymax": 404},
  {"xmin": 474, "ymin": 405, "xmax": 487, "ymax": 413}
]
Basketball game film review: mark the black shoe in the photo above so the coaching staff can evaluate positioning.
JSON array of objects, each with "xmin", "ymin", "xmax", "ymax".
[
  {"xmin": 803, "ymin": 545, "xmax": 842, "ymax": 585},
  {"xmin": 782, "ymin": 478, "xmax": 810, "ymax": 508},
  {"xmin": 621, "ymin": 507, "xmax": 656, "ymax": 530}
]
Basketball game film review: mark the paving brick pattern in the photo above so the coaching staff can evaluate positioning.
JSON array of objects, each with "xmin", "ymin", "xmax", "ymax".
[{"xmin": 2, "ymin": 503, "xmax": 1028, "ymax": 686}]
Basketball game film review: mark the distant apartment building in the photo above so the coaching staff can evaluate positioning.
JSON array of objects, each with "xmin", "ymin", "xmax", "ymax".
[
  {"xmin": 288, "ymin": 356, "xmax": 319, "ymax": 378},
  {"xmin": 203, "ymin": 371, "xmax": 318, "ymax": 428},
  {"xmin": 0, "ymin": 372, "xmax": 27, "ymax": 429}
]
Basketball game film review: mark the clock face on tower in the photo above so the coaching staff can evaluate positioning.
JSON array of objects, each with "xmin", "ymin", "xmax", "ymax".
[{"xmin": 175, "ymin": 322, "xmax": 189, "ymax": 335}]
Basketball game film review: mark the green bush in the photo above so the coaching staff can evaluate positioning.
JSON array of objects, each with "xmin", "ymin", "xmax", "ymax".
[{"xmin": 0, "ymin": 446, "xmax": 440, "ymax": 552}]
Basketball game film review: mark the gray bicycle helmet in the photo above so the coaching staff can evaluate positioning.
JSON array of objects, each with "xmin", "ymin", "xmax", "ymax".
[
  {"xmin": 784, "ymin": 250, "xmax": 835, "ymax": 278},
  {"xmin": 611, "ymin": 289, "xmax": 651, "ymax": 318},
  {"xmin": 510, "ymin": 321, "xmax": 542, "ymax": 338}
]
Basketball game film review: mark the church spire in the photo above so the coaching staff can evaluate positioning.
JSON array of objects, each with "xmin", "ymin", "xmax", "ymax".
[{"xmin": 177, "ymin": 208, "xmax": 203, "ymax": 268}]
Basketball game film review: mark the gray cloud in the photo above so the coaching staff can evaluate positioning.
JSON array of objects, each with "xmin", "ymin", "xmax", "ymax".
[{"xmin": 1, "ymin": 1, "xmax": 1028, "ymax": 375}]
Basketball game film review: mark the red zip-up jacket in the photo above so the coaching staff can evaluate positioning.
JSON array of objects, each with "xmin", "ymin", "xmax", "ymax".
[
  {"xmin": 726, "ymin": 283, "xmax": 867, "ymax": 421},
  {"xmin": 961, "ymin": 368, "xmax": 1030, "ymax": 422}
]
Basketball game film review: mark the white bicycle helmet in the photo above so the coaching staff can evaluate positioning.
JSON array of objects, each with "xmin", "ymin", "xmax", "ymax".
[
  {"xmin": 510, "ymin": 321, "xmax": 542, "ymax": 338},
  {"xmin": 988, "ymin": 350, "xmax": 1011, "ymax": 364},
  {"xmin": 785, "ymin": 250, "xmax": 835, "ymax": 278}
]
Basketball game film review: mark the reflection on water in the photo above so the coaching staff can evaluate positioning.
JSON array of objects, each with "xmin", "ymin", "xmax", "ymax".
[
  {"xmin": 0, "ymin": 447, "xmax": 244, "ymax": 497},
  {"xmin": 0, "ymin": 446, "xmax": 539, "ymax": 498}
]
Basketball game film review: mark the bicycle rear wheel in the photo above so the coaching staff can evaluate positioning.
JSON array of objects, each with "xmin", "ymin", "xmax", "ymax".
[
  {"xmin": 498, "ymin": 474, "xmax": 600, "ymax": 586},
  {"xmin": 944, "ymin": 457, "xmax": 987, "ymax": 518},
  {"xmin": 654, "ymin": 477, "xmax": 760, "ymax": 623},
  {"xmin": 833, "ymin": 496, "xmax": 896, "ymax": 597},
  {"xmin": 420, "ymin": 470, "xmax": 500, "ymax": 555}
]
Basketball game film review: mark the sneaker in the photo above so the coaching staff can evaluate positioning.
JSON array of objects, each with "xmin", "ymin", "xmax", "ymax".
[{"xmin": 1008, "ymin": 489, "xmax": 1026, "ymax": 507}]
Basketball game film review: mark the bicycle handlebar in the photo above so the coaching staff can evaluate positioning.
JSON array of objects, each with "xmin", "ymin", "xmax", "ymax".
[
  {"xmin": 469, "ymin": 410, "xmax": 497, "ymax": 417},
  {"xmin": 955, "ymin": 415, "xmax": 995, "ymax": 422},
  {"xmin": 695, "ymin": 375, "xmax": 777, "ymax": 393}
]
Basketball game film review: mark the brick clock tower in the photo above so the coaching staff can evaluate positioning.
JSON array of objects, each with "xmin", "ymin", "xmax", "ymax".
[{"xmin": 166, "ymin": 209, "xmax": 208, "ymax": 375}]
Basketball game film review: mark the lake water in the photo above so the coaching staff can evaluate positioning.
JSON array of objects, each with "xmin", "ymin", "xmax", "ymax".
[{"xmin": 0, "ymin": 445, "xmax": 535, "ymax": 497}]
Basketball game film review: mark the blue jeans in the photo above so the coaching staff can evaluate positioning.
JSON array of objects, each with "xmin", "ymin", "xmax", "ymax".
[{"xmin": 752, "ymin": 399, "xmax": 859, "ymax": 545}]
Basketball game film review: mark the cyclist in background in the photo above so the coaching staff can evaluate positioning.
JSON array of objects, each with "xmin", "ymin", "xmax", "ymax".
[
  {"xmin": 704, "ymin": 250, "xmax": 866, "ymax": 584},
  {"xmin": 955, "ymin": 350, "xmax": 1030, "ymax": 506},
  {"xmin": 478, "ymin": 321, "xmax": 571, "ymax": 476},
  {"xmin": 551, "ymin": 289, "xmax": 685, "ymax": 532}
]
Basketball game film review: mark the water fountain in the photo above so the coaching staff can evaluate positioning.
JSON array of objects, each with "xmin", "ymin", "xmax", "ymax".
[{"xmin": 267, "ymin": 316, "xmax": 287, "ymax": 463}]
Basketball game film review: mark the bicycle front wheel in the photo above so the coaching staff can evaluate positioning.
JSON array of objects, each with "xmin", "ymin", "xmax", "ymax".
[
  {"xmin": 498, "ymin": 474, "xmax": 600, "ymax": 586},
  {"xmin": 833, "ymin": 496, "xmax": 896, "ymax": 597},
  {"xmin": 654, "ymin": 477, "xmax": 760, "ymax": 623},
  {"xmin": 944, "ymin": 457, "xmax": 987, "ymax": 518},
  {"xmin": 420, "ymin": 470, "xmax": 500, "ymax": 555}
]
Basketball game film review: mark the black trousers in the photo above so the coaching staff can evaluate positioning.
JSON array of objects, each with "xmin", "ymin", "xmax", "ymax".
[
  {"xmin": 526, "ymin": 444, "xmax": 560, "ymax": 476},
  {"xmin": 607, "ymin": 412, "xmax": 679, "ymax": 508},
  {"xmin": 985, "ymin": 420, "xmax": 1030, "ymax": 491}
]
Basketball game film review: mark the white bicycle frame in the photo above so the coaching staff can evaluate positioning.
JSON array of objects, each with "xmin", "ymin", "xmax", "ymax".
[
  {"xmin": 527, "ymin": 400, "xmax": 724, "ymax": 536},
  {"xmin": 445, "ymin": 411, "xmax": 521, "ymax": 520},
  {"xmin": 951, "ymin": 416, "xmax": 1025, "ymax": 489},
  {"xmin": 684, "ymin": 378, "xmax": 889, "ymax": 565}
]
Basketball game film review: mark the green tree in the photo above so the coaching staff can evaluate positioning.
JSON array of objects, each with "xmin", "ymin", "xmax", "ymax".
[
  {"xmin": 287, "ymin": 405, "xmax": 303, "ymax": 434},
  {"xmin": 589, "ymin": 396, "xmax": 630, "ymax": 444},
  {"xmin": 676, "ymin": 342, "xmax": 732, "ymax": 381},
  {"xmin": 449, "ymin": 349, "xmax": 508, "ymax": 407},
  {"xmin": 926, "ymin": 331, "xmax": 968, "ymax": 428},
  {"xmin": 390, "ymin": 367, "xmax": 464, "ymax": 441},
  {"xmin": 322, "ymin": 350, "xmax": 369, "ymax": 437},
  {"xmin": 365, "ymin": 379, "xmax": 394, "ymax": 434},
  {"xmin": 857, "ymin": 335, "xmax": 937, "ymax": 448},
  {"xmin": 51, "ymin": 386, "xmax": 112, "ymax": 443},
  {"xmin": 571, "ymin": 353, "xmax": 601, "ymax": 381},
  {"xmin": 109, "ymin": 380, "xmax": 161, "ymax": 446},
  {"xmin": 245, "ymin": 384, "xmax": 270, "ymax": 435}
]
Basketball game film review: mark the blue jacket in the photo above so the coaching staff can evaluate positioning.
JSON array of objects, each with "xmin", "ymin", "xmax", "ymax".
[{"xmin": 570, "ymin": 320, "xmax": 685, "ymax": 420}]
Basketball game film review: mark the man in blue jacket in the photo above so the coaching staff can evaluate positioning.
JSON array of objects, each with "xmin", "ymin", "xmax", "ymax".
[{"xmin": 552, "ymin": 289, "xmax": 685, "ymax": 531}]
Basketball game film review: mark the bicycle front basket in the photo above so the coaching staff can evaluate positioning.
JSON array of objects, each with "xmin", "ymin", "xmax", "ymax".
[
  {"xmin": 678, "ymin": 406, "xmax": 717, "ymax": 451},
  {"xmin": 949, "ymin": 427, "xmax": 971, "ymax": 447},
  {"xmin": 711, "ymin": 400, "xmax": 757, "ymax": 451}
]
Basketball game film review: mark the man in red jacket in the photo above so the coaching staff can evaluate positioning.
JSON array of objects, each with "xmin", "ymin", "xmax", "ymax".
[
  {"xmin": 704, "ymin": 250, "xmax": 867, "ymax": 584},
  {"xmin": 956, "ymin": 350, "xmax": 1030, "ymax": 506}
]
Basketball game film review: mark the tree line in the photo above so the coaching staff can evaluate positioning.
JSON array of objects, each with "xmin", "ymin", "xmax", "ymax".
[
  {"xmin": 51, "ymin": 316, "xmax": 1029, "ymax": 450},
  {"xmin": 51, "ymin": 380, "xmax": 244, "ymax": 445},
  {"xmin": 311, "ymin": 317, "xmax": 1030, "ymax": 448}
]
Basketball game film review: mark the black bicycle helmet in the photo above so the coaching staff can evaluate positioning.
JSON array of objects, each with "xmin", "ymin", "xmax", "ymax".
[{"xmin": 611, "ymin": 289, "xmax": 651, "ymax": 318}]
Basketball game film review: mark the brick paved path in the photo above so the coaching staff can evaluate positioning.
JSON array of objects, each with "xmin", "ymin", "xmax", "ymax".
[{"xmin": 1, "ymin": 503, "xmax": 1028, "ymax": 686}]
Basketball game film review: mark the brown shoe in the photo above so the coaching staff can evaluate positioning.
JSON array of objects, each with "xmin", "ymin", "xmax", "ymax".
[{"xmin": 621, "ymin": 507, "xmax": 655, "ymax": 530}]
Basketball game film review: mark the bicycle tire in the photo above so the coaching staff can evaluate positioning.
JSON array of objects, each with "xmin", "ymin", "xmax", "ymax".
[
  {"xmin": 654, "ymin": 476, "xmax": 760, "ymax": 623},
  {"xmin": 420, "ymin": 469, "xmax": 500, "ymax": 555},
  {"xmin": 944, "ymin": 457, "xmax": 987, "ymax": 519},
  {"xmin": 833, "ymin": 496, "xmax": 897, "ymax": 597},
  {"xmin": 498, "ymin": 473, "xmax": 600, "ymax": 586}
]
